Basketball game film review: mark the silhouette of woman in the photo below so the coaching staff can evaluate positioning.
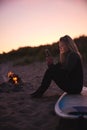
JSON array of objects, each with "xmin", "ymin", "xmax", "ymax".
[{"xmin": 31, "ymin": 35, "xmax": 83, "ymax": 98}]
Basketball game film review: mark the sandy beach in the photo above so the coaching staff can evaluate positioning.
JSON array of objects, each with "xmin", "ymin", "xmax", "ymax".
[{"xmin": 0, "ymin": 61, "xmax": 87, "ymax": 130}]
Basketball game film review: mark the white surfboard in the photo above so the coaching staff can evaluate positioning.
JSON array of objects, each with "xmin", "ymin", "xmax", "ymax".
[{"xmin": 55, "ymin": 86, "xmax": 87, "ymax": 119}]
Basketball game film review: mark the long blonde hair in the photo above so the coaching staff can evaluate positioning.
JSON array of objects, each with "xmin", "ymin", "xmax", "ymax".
[{"xmin": 59, "ymin": 35, "xmax": 82, "ymax": 63}]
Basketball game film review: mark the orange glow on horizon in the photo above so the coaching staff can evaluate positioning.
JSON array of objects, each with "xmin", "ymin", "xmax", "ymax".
[{"xmin": 0, "ymin": 0, "xmax": 87, "ymax": 53}]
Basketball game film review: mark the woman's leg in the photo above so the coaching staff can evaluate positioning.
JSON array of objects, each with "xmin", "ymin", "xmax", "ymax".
[
  {"xmin": 53, "ymin": 74, "xmax": 82, "ymax": 94},
  {"xmin": 30, "ymin": 65, "xmax": 55, "ymax": 97},
  {"xmin": 30, "ymin": 63, "xmax": 64, "ymax": 97},
  {"xmin": 31, "ymin": 62, "xmax": 82, "ymax": 97}
]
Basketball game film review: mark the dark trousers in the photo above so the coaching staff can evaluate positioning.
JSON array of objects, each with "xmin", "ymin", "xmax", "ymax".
[{"xmin": 32, "ymin": 64, "xmax": 82, "ymax": 96}]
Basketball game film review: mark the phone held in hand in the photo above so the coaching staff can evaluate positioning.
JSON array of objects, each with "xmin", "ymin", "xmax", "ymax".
[
  {"xmin": 45, "ymin": 49, "xmax": 51, "ymax": 57},
  {"xmin": 45, "ymin": 49, "xmax": 53, "ymax": 67}
]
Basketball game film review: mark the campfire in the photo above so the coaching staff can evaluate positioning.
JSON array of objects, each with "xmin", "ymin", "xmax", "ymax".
[
  {"xmin": 0, "ymin": 71, "xmax": 23, "ymax": 93},
  {"xmin": 7, "ymin": 71, "xmax": 23, "ymax": 87}
]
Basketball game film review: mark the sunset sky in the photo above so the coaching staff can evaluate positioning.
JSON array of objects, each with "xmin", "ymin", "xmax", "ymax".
[{"xmin": 0, "ymin": 0, "xmax": 87, "ymax": 53}]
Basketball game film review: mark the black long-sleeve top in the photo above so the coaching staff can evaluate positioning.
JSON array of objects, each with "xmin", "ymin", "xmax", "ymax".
[{"xmin": 58, "ymin": 51, "xmax": 83, "ymax": 93}]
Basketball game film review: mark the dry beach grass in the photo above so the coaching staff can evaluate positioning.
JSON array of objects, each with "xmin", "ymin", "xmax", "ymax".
[{"xmin": 0, "ymin": 61, "xmax": 87, "ymax": 130}]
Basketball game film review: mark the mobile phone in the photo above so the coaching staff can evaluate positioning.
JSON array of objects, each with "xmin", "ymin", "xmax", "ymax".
[{"xmin": 45, "ymin": 49, "xmax": 51, "ymax": 57}]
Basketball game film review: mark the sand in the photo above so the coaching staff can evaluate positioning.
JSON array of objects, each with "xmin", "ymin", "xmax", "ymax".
[{"xmin": 0, "ymin": 61, "xmax": 87, "ymax": 130}]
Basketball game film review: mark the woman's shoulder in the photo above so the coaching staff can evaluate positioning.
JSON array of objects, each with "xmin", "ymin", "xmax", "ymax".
[
  {"xmin": 68, "ymin": 51, "xmax": 79, "ymax": 57},
  {"xmin": 66, "ymin": 51, "xmax": 81, "ymax": 61}
]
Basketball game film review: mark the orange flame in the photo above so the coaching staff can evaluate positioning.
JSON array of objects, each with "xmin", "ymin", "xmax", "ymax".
[{"xmin": 13, "ymin": 77, "xmax": 18, "ymax": 84}]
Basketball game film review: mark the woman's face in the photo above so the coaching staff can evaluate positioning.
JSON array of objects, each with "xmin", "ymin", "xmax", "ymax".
[{"xmin": 59, "ymin": 41, "xmax": 69, "ymax": 54}]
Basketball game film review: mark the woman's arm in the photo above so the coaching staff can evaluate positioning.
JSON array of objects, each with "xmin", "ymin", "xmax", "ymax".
[{"xmin": 64, "ymin": 52, "xmax": 81, "ymax": 72}]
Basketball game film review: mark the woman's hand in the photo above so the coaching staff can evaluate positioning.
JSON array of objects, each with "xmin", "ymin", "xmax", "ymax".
[
  {"xmin": 46, "ymin": 56, "xmax": 53, "ymax": 66},
  {"xmin": 45, "ymin": 49, "xmax": 53, "ymax": 66}
]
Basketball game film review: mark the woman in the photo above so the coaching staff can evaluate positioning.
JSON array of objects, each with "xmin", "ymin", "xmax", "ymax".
[{"xmin": 31, "ymin": 35, "xmax": 83, "ymax": 98}]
